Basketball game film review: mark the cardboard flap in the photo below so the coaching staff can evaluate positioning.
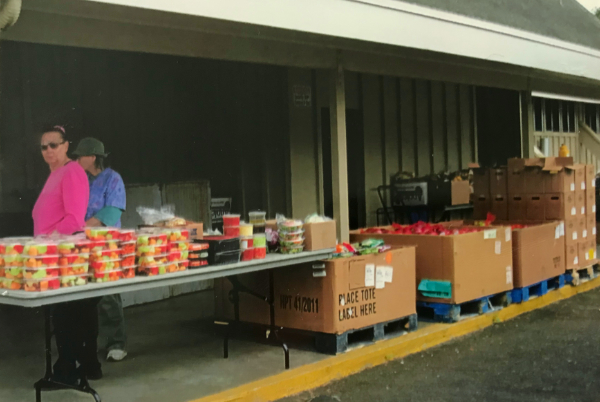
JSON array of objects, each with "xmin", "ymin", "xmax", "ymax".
[
  {"xmin": 543, "ymin": 156, "xmax": 574, "ymax": 172},
  {"xmin": 523, "ymin": 158, "xmax": 544, "ymax": 168}
]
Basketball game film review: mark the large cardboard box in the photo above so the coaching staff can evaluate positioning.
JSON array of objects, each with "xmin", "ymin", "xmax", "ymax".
[
  {"xmin": 585, "ymin": 164, "xmax": 596, "ymax": 191},
  {"xmin": 578, "ymin": 241, "xmax": 589, "ymax": 267},
  {"xmin": 587, "ymin": 215, "xmax": 597, "ymax": 237},
  {"xmin": 472, "ymin": 168, "xmax": 490, "ymax": 198},
  {"xmin": 577, "ymin": 217, "xmax": 588, "ymax": 240},
  {"xmin": 471, "ymin": 195, "xmax": 491, "ymax": 220},
  {"xmin": 508, "ymin": 196, "xmax": 526, "ymax": 220},
  {"xmin": 526, "ymin": 195, "xmax": 545, "ymax": 221},
  {"xmin": 542, "ymin": 157, "xmax": 575, "ymax": 193},
  {"xmin": 491, "ymin": 195, "xmax": 508, "ymax": 220},
  {"xmin": 490, "ymin": 168, "xmax": 508, "ymax": 196},
  {"xmin": 451, "ymin": 181, "xmax": 471, "ymax": 205},
  {"xmin": 586, "ymin": 191, "xmax": 596, "ymax": 216},
  {"xmin": 503, "ymin": 221, "xmax": 565, "ymax": 288},
  {"xmin": 350, "ymin": 224, "xmax": 513, "ymax": 304},
  {"xmin": 574, "ymin": 165, "xmax": 586, "ymax": 192},
  {"xmin": 583, "ymin": 239, "xmax": 598, "ymax": 265},
  {"xmin": 507, "ymin": 158, "xmax": 545, "ymax": 194},
  {"xmin": 576, "ymin": 191, "xmax": 586, "ymax": 216},
  {"xmin": 566, "ymin": 242, "xmax": 579, "ymax": 269},
  {"xmin": 544, "ymin": 194, "xmax": 564, "ymax": 220},
  {"xmin": 304, "ymin": 221, "xmax": 337, "ymax": 251},
  {"xmin": 273, "ymin": 247, "xmax": 417, "ymax": 334},
  {"xmin": 564, "ymin": 192, "xmax": 577, "ymax": 219},
  {"xmin": 564, "ymin": 218, "xmax": 579, "ymax": 246}
]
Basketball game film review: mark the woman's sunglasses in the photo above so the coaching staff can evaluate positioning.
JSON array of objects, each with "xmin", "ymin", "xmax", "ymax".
[{"xmin": 40, "ymin": 141, "xmax": 65, "ymax": 151}]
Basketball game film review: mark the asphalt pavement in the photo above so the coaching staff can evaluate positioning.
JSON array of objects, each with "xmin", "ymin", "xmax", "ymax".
[{"xmin": 280, "ymin": 287, "xmax": 600, "ymax": 402}]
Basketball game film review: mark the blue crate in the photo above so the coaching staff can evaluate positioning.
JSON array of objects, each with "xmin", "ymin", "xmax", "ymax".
[{"xmin": 511, "ymin": 275, "xmax": 565, "ymax": 303}]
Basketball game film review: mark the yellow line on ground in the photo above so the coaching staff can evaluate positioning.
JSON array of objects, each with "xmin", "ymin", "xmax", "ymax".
[{"xmin": 192, "ymin": 277, "xmax": 600, "ymax": 402}]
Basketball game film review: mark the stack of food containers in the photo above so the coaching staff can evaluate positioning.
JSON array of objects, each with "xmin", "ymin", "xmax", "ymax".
[
  {"xmin": 189, "ymin": 242, "xmax": 209, "ymax": 268},
  {"xmin": 253, "ymin": 233, "xmax": 267, "ymax": 260},
  {"xmin": 278, "ymin": 219, "xmax": 305, "ymax": 254},
  {"xmin": 223, "ymin": 214, "xmax": 241, "ymax": 237},
  {"xmin": 120, "ymin": 230, "xmax": 136, "ymax": 278},
  {"xmin": 249, "ymin": 211, "xmax": 266, "ymax": 234},
  {"xmin": 136, "ymin": 229, "xmax": 168, "ymax": 276},
  {"xmin": 22, "ymin": 241, "xmax": 60, "ymax": 292},
  {"xmin": 1, "ymin": 240, "xmax": 26, "ymax": 290},
  {"xmin": 57, "ymin": 236, "xmax": 91, "ymax": 288},
  {"xmin": 165, "ymin": 228, "xmax": 190, "ymax": 273},
  {"xmin": 87, "ymin": 228, "xmax": 123, "ymax": 283},
  {"xmin": 240, "ymin": 222, "xmax": 254, "ymax": 261}
]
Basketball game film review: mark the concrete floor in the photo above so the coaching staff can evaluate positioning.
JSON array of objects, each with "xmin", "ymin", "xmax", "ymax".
[
  {"xmin": 0, "ymin": 290, "xmax": 326, "ymax": 402},
  {"xmin": 280, "ymin": 287, "xmax": 600, "ymax": 402}
]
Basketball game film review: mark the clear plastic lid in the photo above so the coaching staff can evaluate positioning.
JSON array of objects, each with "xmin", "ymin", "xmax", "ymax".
[
  {"xmin": 85, "ymin": 227, "xmax": 121, "ymax": 241},
  {"xmin": 22, "ymin": 254, "xmax": 60, "ymax": 261},
  {"xmin": 279, "ymin": 237, "xmax": 305, "ymax": 246},
  {"xmin": 277, "ymin": 220, "xmax": 304, "ymax": 233},
  {"xmin": 59, "ymin": 264, "xmax": 90, "ymax": 274},
  {"xmin": 189, "ymin": 242, "xmax": 209, "ymax": 251},
  {"xmin": 23, "ymin": 242, "xmax": 59, "ymax": 256}
]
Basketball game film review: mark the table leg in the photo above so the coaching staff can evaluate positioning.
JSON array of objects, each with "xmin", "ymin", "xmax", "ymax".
[
  {"xmin": 33, "ymin": 306, "xmax": 102, "ymax": 402},
  {"xmin": 268, "ymin": 271, "xmax": 290, "ymax": 370}
]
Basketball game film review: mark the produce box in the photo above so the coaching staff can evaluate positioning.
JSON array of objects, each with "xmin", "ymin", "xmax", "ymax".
[
  {"xmin": 304, "ymin": 221, "xmax": 337, "ymax": 251},
  {"xmin": 496, "ymin": 221, "xmax": 565, "ymax": 288},
  {"xmin": 350, "ymin": 223, "xmax": 513, "ymax": 304},
  {"xmin": 214, "ymin": 271, "xmax": 272, "ymax": 326}
]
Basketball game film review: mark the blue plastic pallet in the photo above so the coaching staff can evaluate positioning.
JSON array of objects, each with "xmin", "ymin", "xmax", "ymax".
[
  {"xmin": 511, "ymin": 275, "xmax": 565, "ymax": 303},
  {"xmin": 417, "ymin": 291, "xmax": 512, "ymax": 323}
]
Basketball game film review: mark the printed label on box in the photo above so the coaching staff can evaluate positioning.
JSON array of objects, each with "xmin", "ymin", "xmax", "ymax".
[
  {"xmin": 495, "ymin": 241, "xmax": 501, "ymax": 255},
  {"xmin": 313, "ymin": 269, "xmax": 326, "ymax": 278},
  {"xmin": 594, "ymin": 206, "xmax": 597, "ymax": 213},
  {"xmin": 379, "ymin": 266, "xmax": 393, "ymax": 283},
  {"xmin": 582, "ymin": 207, "xmax": 586, "ymax": 215},
  {"xmin": 575, "ymin": 257, "xmax": 579, "ymax": 265},
  {"xmin": 365, "ymin": 264, "xmax": 375, "ymax": 287},
  {"xmin": 571, "ymin": 183, "xmax": 575, "ymax": 191},
  {"xmin": 555, "ymin": 226, "xmax": 560, "ymax": 239},
  {"xmin": 506, "ymin": 266, "xmax": 512, "ymax": 284},
  {"xmin": 583, "ymin": 230, "xmax": 588, "ymax": 238},
  {"xmin": 560, "ymin": 222, "xmax": 565, "ymax": 237},
  {"xmin": 582, "ymin": 182, "xmax": 586, "ymax": 190},
  {"xmin": 505, "ymin": 228, "xmax": 511, "ymax": 242},
  {"xmin": 571, "ymin": 207, "xmax": 576, "ymax": 216},
  {"xmin": 594, "ymin": 227, "xmax": 597, "ymax": 236},
  {"xmin": 483, "ymin": 229, "xmax": 497, "ymax": 239},
  {"xmin": 573, "ymin": 232, "xmax": 578, "ymax": 241},
  {"xmin": 375, "ymin": 267, "xmax": 385, "ymax": 289}
]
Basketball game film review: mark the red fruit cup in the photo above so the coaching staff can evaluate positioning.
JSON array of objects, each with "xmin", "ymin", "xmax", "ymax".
[
  {"xmin": 222, "ymin": 214, "xmax": 241, "ymax": 227},
  {"xmin": 241, "ymin": 248, "xmax": 254, "ymax": 262},
  {"xmin": 190, "ymin": 260, "xmax": 208, "ymax": 268},
  {"xmin": 24, "ymin": 278, "xmax": 60, "ymax": 292},
  {"xmin": 178, "ymin": 260, "xmax": 189, "ymax": 271},
  {"xmin": 119, "ymin": 230, "xmax": 136, "ymax": 242},
  {"xmin": 180, "ymin": 229, "xmax": 190, "ymax": 241},
  {"xmin": 190, "ymin": 242, "xmax": 209, "ymax": 252},
  {"xmin": 240, "ymin": 237, "xmax": 254, "ymax": 249},
  {"xmin": 91, "ymin": 269, "xmax": 123, "ymax": 283},
  {"xmin": 168, "ymin": 250, "xmax": 182, "ymax": 262},
  {"xmin": 122, "ymin": 266, "xmax": 136, "ymax": 279},
  {"xmin": 254, "ymin": 247, "xmax": 267, "ymax": 260},
  {"xmin": 121, "ymin": 254, "xmax": 136, "ymax": 267},
  {"xmin": 121, "ymin": 241, "xmax": 136, "ymax": 255},
  {"xmin": 224, "ymin": 226, "xmax": 240, "ymax": 237}
]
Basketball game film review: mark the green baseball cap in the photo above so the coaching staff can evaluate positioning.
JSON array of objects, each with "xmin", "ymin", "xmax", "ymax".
[{"xmin": 73, "ymin": 137, "xmax": 108, "ymax": 157}]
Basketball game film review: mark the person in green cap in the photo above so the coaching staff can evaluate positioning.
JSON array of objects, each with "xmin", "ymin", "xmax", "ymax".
[{"xmin": 74, "ymin": 137, "xmax": 129, "ymax": 363}]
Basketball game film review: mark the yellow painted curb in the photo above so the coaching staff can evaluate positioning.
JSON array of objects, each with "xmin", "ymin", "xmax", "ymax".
[{"xmin": 192, "ymin": 276, "xmax": 600, "ymax": 402}]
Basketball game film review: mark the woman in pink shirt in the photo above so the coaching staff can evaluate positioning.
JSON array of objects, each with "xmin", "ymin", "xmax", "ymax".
[{"xmin": 33, "ymin": 126, "xmax": 102, "ymax": 386}]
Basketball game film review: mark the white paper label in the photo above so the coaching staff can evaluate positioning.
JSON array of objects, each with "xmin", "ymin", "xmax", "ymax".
[
  {"xmin": 574, "ymin": 257, "xmax": 579, "ymax": 265},
  {"xmin": 594, "ymin": 251, "xmax": 597, "ymax": 259},
  {"xmin": 241, "ymin": 240, "xmax": 249, "ymax": 249},
  {"xmin": 573, "ymin": 232, "xmax": 578, "ymax": 241},
  {"xmin": 375, "ymin": 267, "xmax": 385, "ymax": 289},
  {"xmin": 582, "ymin": 182, "xmax": 586, "ymax": 190},
  {"xmin": 505, "ymin": 228, "xmax": 511, "ymax": 242},
  {"xmin": 571, "ymin": 207, "xmax": 577, "ymax": 216},
  {"xmin": 560, "ymin": 222, "xmax": 565, "ymax": 237},
  {"xmin": 571, "ymin": 183, "xmax": 576, "ymax": 191},
  {"xmin": 583, "ymin": 230, "xmax": 588, "ymax": 238},
  {"xmin": 586, "ymin": 252, "xmax": 590, "ymax": 261},
  {"xmin": 495, "ymin": 241, "xmax": 501, "ymax": 255},
  {"xmin": 594, "ymin": 205, "xmax": 597, "ymax": 213},
  {"xmin": 594, "ymin": 181, "xmax": 597, "ymax": 188},
  {"xmin": 380, "ymin": 266, "xmax": 393, "ymax": 283},
  {"xmin": 582, "ymin": 207, "xmax": 586, "ymax": 215},
  {"xmin": 313, "ymin": 270, "xmax": 326, "ymax": 278},
  {"xmin": 483, "ymin": 229, "xmax": 497, "ymax": 240},
  {"xmin": 506, "ymin": 267, "xmax": 512, "ymax": 284},
  {"xmin": 594, "ymin": 227, "xmax": 597, "ymax": 236},
  {"xmin": 555, "ymin": 226, "xmax": 560, "ymax": 239},
  {"xmin": 365, "ymin": 264, "xmax": 375, "ymax": 287}
]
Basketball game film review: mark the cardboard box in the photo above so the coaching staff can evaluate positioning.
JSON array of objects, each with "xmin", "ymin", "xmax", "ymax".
[
  {"xmin": 542, "ymin": 157, "xmax": 575, "ymax": 193},
  {"xmin": 471, "ymin": 195, "xmax": 491, "ymax": 220},
  {"xmin": 544, "ymin": 194, "xmax": 564, "ymax": 220},
  {"xmin": 508, "ymin": 196, "xmax": 526, "ymax": 221},
  {"xmin": 451, "ymin": 181, "xmax": 471, "ymax": 205},
  {"xmin": 578, "ymin": 241, "xmax": 590, "ymax": 267},
  {"xmin": 507, "ymin": 158, "xmax": 546, "ymax": 194},
  {"xmin": 304, "ymin": 221, "xmax": 337, "ymax": 251},
  {"xmin": 524, "ymin": 168, "xmax": 545, "ymax": 194},
  {"xmin": 578, "ymin": 217, "xmax": 588, "ymax": 240},
  {"xmin": 472, "ymin": 168, "xmax": 490, "ymax": 197},
  {"xmin": 491, "ymin": 195, "xmax": 508, "ymax": 220},
  {"xmin": 586, "ymin": 191, "xmax": 596, "ymax": 216},
  {"xmin": 585, "ymin": 164, "xmax": 596, "ymax": 192},
  {"xmin": 564, "ymin": 218, "xmax": 579, "ymax": 246},
  {"xmin": 566, "ymin": 243, "xmax": 579, "ymax": 269},
  {"xmin": 574, "ymin": 164, "xmax": 586, "ymax": 192},
  {"xmin": 588, "ymin": 215, "xmax": 597, "ymax": 237},
  {"xmin": 350, "ymin": 224, "xmax": 513, "ymax": 304},
  {"xmin": 506, "ymin": 221, "xmax": 565, "ymax": 288},
  {"xmin": 526, "ymin": 195, "xmax": 545, "ymax": 221},
  {"xmin": 584, "ymin": 239, "xmax": 598, "ymax": 264},
  {"xmin": 490, "ymin": 168, "xmax": 508, "ymax": 196},
  {"xmin": 576, "ymin": 191, "xmax": 586, "ymax": 216},
  {"xmin": 564, "ymin": 192, "xmax": 577, "ymax": 219},
  {"xmin": 273, "ymin": 247, "xmax": 417, "ymax": 334}
]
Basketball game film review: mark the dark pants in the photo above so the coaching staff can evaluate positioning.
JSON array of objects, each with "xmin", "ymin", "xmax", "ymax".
[
  {"xmin": 98, "ymin": 294, "xmax": 127, "ymax": 351},
  {"xmin": 52, "ymin": 298, "xmax": 101, "ymax": 380}
]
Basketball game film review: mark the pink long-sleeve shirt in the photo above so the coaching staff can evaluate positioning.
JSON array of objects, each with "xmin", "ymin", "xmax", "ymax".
[{"xmin": 32, "ymin": 161, "xmax": 90, "ymax": 236}]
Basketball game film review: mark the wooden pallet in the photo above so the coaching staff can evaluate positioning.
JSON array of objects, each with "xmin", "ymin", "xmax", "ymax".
[
  {"xmin": 417, "ymin": 291, "xmax": 512, "ymax": 323},
  {"xmin": 313, "ymin": 314, "xmax": 418, "ymax": 355},
  {"xmin": 566, "ymin": 263, "xmax": 598, "ymax": 286},
  {"xmin": 511, "ymin": 275, "xmax": 565, "ymax": 303}
]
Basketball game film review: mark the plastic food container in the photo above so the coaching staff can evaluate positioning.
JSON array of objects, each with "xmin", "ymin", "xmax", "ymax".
[
  {"xmin": 279, "ymin": 230, "xmax": 305, "ymax": 241},
  {"xmin": 190, "ymin": 260, "xmax": 209, "ymax": 269},
  {"xmin": 24, "ymin": 254, "xmax": 59, "ymax": 267},
  {"xmin": 211, "ymin": 250, "xmax": 242, "ymax": 265},
  {"xmin": 241, "ymin": 248, "xmax": 254, "ymax": 262},
  {"xmin": 280, "ymin": 245, "xmax": 304, "ymax": 254},
  {"xmin": 254, "ymin": 247, "xmax": 267, "ymax": 260},
  {"xmin": 136, "ymin": 232, "xmax": 168, "ymax": 246},
  {"xmin": 178, "ymin": 260, "xmax": 189, "ymax": 271},
  {"xmin": 121, "ymin": 254, "xmax": 136, "ymax": 267},
  {"xmin": 239, "ymin": 223, "xmax": 253, "ymax": 237},
  {"xmin": 4, "ymin": 264, "xmax": 23, "ymax": 279},
  {"xmin": 2, "ymin": 278, "xmax": 23, "ymax": 290},
  {"xmin": 138, "ymin": 263, "xmax": 173, "ymax": 276},
  {"xmin": 189, "ymin": 242, "xmax": 209, "ymax": 252},
  {"xmin": 2, "ymin": 242, "xmax": 25, "ymax": 256},
  {"xmin": 201, "ymin": 237, "xmax": 240, "ymax": 255},
  {"xmin": 167, "ymin": 241, "xmax": 189, "ymax": 252},
  {"xmin": 119, "ymin": 229, "xmax": 136, "ymax": 242},
  {"xmin": 122, "ymin": 266, "xmax": 136, "ymax": 279},
  {"xmin": 253, "ymin": 234, "xmax": 267, "ymax": 248},
  {"xmin": 248, "ymin": 211, "xmax": 267, "ymax": 225},
  {"xmin": 166, "ymin": 229, "xmax": 189, "ymax": 242},
  {"xmin": 279, "ymin": 238, "xmax": 305, "ymax": 247},
  {"xmin": 23, "ymin": 242, "xmax": 58, "ymax": 257},
  {"xmin": 24, "ymin": 277, "xmax": 60, "ymax": 292},
  {"xmin": 224, "ymin": 226, "xmax": 240, "ymax": 237},
  {"xmin": 189, "ymin": 251, "xmax": 209, "ymax": 260},
  {"xmin": 253, "ymin": 224, "xmax": 266, "ymax": 234},
  {"xmin": 240, "ymin": 237, "xmax": 254, "ymax": 249},
  {"xmin": 138, "ymin": 254, "xmax": 169, "ymax": 266},
  {"xmin": 60, "ymin": 263, "xmax": 89, "ymax": 276},
  {"xmin": 91, "ymin": 259, "xmax": 121, "ymax": 273},
  {"xmin": 85, "ymin": 227, "xmax": 120, "ymax": 241},
  {"xmin": 60, "ymin": 274, "xmax": 89, "ymax": 288},
  {"xmin": 121, "ymin": 241, "xmax": 136, "ymax": 255},
  {"xmin": 222, "ymin": 214, "xmax": 241, "ymax": 227},
  {"xmin": 91, "ymin": 269, "xmax": 123, "ymax": 283},
  {"xmin": 58, "ymin": 239, "xmax": 91, "ymax": 255},
  {"xmin": 277, "ymin": 220, "xmax": 303, "ymax": 234},
  {"xmin": 91, "ymin": 249, "xmax": 122, "ymax": 262},
  {"xmin": 136, "ymin": 244, "xmax": 168, "ymax": 257},
  {"xmin": 58, "ymin": 254, "xmax": 89, "ymax": 267}
]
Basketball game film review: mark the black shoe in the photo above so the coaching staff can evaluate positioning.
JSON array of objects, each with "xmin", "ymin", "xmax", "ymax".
[{"xmin": 85, "ymin": 368, "xmax": 103, "ymax": 381}]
